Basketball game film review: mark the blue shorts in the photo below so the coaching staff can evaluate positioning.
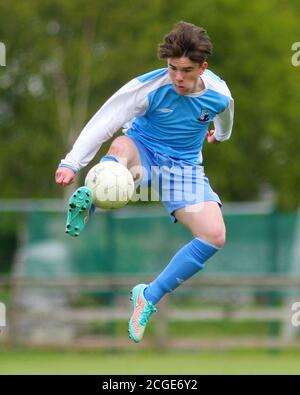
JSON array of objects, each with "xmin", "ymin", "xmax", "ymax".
[{"xmin": 126, "ymin": 135, "xmax": 222, "ymax": 222}]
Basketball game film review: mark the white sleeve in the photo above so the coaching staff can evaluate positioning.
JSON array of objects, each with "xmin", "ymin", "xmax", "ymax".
[
  {"xmin": 60, "ymin": 79, "xmax": 148, "ymax": 171},
  {"xmin": 213, "ymin": 97, "xmax": 234, "ymax": 142}
]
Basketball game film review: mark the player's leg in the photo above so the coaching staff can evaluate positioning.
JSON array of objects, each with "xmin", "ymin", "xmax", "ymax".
[
  {"xmin": 104, "ymin": 135, "xmax": 143, "ymax": 180},
  {"xmin": 143, "ymin": 201, "xmax": 225, "ymax": 305},
  {"xmin": 128, "ymin": 202, "xmax": 225, "ymax": 343},
  {"xmin": 128, "ymin": 160, "xmax": 226, "ymax": 342},
  {"xmin": 174, "ymin": 201, "xmax": 226, "ymax": 248},
  {"xmin": 66, "ymin": 136, "xmax": 142, "ymax": 237}
]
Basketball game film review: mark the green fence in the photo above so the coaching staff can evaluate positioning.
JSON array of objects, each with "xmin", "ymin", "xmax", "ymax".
[
  {"xmin": 17, "ymin": 205, "xmax": 299, "ymax": 278},
  {"xmin": 1, "ymin": 202, "xmax": 300, "ymax": 349}
]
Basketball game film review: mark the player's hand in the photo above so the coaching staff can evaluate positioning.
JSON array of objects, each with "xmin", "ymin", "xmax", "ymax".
[
  {"xmin": 206, "ymin": 129, "xmax": 220, "ymax": 144},
  {"xmin": 55, "ymin": 167, "xmax": 76, "ymax": 187}
]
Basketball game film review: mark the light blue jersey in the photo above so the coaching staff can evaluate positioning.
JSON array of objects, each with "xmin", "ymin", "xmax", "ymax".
[
  {"xmin": 127, "ymin": 68, "xmax": 233, "ymax": 164},
  {"xmin": 61, "ymin": 68, "xmax": 233, "ymax": 171}
]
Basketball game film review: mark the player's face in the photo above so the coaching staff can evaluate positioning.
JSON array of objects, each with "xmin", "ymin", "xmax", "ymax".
[{"xmin": 167, "ymin": 57, "xmax": 207, "ymax": 95}]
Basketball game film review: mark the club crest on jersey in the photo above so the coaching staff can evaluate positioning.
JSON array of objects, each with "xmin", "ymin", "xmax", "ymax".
[{"xmin": 198, "ymin": 109, "xmax": 210, "ymax": 122}]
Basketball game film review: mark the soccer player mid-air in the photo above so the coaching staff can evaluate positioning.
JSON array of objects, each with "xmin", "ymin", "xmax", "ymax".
[{"xmin": 55, "ymin": 21, "xmax": 234, "ymax": 343}]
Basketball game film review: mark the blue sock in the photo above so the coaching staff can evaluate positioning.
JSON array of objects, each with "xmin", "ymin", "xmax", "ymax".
[
  {"xmin": 100, "ymin": 155, "xmax": 120, "ymax": 163},
  {"xmin": 144, "ymin": 238, "xmax": 219, "ymax": 305}
]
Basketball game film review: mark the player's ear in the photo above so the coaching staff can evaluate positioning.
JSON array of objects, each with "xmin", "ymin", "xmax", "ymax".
[{"xmin": 200, "ymin": 61, "xmax": 208, "ymax": 74}]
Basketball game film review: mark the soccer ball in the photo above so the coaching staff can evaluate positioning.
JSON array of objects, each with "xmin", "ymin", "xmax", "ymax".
[{"xmin": 84, "ymin": 161, "xmax": 135, "ymax": 209}]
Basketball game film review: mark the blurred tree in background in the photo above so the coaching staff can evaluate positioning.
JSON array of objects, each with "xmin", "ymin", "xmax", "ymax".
[{"xmin": 0, "ymin": 0, "xmax": 299, "ymax": 210}]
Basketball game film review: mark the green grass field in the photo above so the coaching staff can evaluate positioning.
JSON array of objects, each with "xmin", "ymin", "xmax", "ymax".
[{"xmin": 1, "ymin": 348, "xmax": 300, "ymax": 375}]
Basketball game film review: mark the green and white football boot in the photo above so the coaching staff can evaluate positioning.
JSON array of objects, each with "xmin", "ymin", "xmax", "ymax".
[
  {"xmin": 128, "ymin": 284, "xmax": 157, "ymax": 343},
  {"xmin": 65, "ymin": 186, "xmax": 94, "ymax": 237}
]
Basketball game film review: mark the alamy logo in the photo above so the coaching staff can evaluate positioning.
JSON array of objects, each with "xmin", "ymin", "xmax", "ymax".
[
  {"xmin": 291, "ymin": 302, "xmax": 300, "ymax": 327},
  {"xmin": 0, "ymin": 302, "xmax": 6, "ymax": 328},
  {"xmin": 291, "ymin": 42, "xmax": 300, "ymax": 67},
  {"xmin": 0, "ymin": 42, "xmax": 6, "ymax": 66}
]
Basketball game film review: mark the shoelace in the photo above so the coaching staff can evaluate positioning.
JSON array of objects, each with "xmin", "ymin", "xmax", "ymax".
[{"xmin": 140, "ymin": 303, "xmax": 157, "ymax": 326}]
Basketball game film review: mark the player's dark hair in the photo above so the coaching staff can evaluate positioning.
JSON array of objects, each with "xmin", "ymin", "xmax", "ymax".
[{"xmin": 158, "ymin": 21, "xmax": 213, "ymax": 64}]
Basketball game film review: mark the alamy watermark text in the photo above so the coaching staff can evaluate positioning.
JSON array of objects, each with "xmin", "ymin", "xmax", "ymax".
[
  {"xmin": 291, "ymin": 302, "xmax": 300, "ymax": 327},
  {"xmin": 291, "ymin": 42, "xmax": 300, "ymax": 67},
  {"xmin": 0, "ymin": 302, "xmax": 6, "ymax": 329},
  {"xmin": 0, "ymin": 42, "xmax": 6, "ymax": 66}
]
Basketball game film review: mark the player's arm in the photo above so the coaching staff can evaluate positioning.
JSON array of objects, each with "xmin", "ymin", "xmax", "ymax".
[
  {"xmin": 56, "ymin": 79, "xmax": 148, "ymax": 186},
  {"xmin": 207, "ymin": 97, "xmax": 234, "ymax": 145}
]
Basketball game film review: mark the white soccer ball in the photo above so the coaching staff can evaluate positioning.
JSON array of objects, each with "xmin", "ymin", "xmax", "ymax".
[{"xmin": 84, "ymin": 161, "xmax": 135, "ymax": 209}]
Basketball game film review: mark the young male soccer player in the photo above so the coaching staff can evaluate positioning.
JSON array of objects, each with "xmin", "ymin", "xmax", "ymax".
[{"xmin": 55, "ymin": 22, "xmax": 234, "ymax": 343}]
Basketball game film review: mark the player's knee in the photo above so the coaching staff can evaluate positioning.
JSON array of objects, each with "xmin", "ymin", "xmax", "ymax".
[
  {"xmin": 195, "ymin": 226, "xmax": 226, "ymax": 249},
  {"xmin": 107, "ymin": 136, "xmax": 131, "ymax": 162},
  {"xmin": 209, "ymin": 226, "xmax": 226, "ymax": 249}
]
